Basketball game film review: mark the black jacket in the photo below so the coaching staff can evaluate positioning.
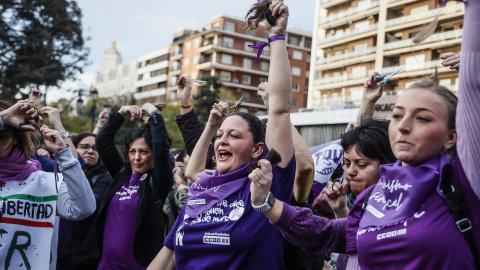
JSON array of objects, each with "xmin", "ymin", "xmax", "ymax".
[
  {"xmin": 57, "ymin": 162, "xmax": 113, "ymax": 269},
  {"xmin": 175, "ymin": 109, "xmax": 215, "ymax": 169},
  {"xmin": 89, "ymin": 110, "xmax": 173, "ymax": 267}
]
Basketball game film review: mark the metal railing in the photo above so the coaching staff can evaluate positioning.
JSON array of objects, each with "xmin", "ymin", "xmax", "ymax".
[
  {"xmin": 386, "ymin": 4, "xmax": 464, "ymax": 27},
  {"xmin": 318, "ymin": 24, "xmax": 378, "ymax": 45},
  {"xmin": 314, "ymin": 70, "xmax": 375, "ymax": 85},
  {"xmin": 317, "ymin": 46, "xmax": 377, "ymax": 65},
  {"xmin": 319, "ymin": 0, "xmax": 349, "ymax": 5},
  {"xmin": 319, "ymin": 1, "xmax": 379, "ymax": 24},
  {"xmin": 384, "ymin": 29, "xmax": 463, "ymax": 50},
  {"xmin": 382, "ymin": 60, "xmax": 443, "ymax": 74}
]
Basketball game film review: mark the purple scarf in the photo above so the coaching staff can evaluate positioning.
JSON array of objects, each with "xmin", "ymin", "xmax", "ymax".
[
  {"xmin": 360, "ymin": 154, "xmax": 450, "ymax": 229},
  {"xmin": 0, "ymin": 147, "xmax": 41, "ymax": 181},
  {"xmin": 185, "ymin": 163, "xmax": 252, "ymax": 218}
]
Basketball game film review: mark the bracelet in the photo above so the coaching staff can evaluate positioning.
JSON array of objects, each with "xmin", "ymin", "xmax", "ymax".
[
  {"xmin": 178, "ymin": 104, "xmax": 193, "ymax": 108},
  {"xmin": 248, "ymin": 34, "xmax": 286, "ymax": 63},
  {"xmin": 176, "ymin": 182, "xmax": 187, "ymax": 188}
]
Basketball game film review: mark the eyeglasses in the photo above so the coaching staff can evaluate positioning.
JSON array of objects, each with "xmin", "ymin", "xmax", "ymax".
[{"xmin": 77, "ymin": 144, "xmax": 97, "ymax": 151}]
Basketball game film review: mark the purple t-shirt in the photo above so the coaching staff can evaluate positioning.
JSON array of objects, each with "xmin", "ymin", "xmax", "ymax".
[
  {"xmin": 346, "ymin": 157, "xmax": 480, "ymax": 269},
  {"xmin": 98, "ymin": 173, "xmax": 147, "ymax": 270},
  {"xmin": 164, "ymin": 155, "xmax": 296, "ymax": 270}
]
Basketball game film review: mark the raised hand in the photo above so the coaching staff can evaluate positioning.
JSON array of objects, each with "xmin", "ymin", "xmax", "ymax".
[
  {"xmin": 36, "ymin": 148, "xmax": 51, "ymax": 158},
  {"xmin": 29, "ymin": 88, "xmax": 43, "ymax": 106},
  {"xmin": 207, "ymin": 101, "xmax": 229, "ymax": 128},
  {"xmin": 440, "ymin": 52, "xmax": 460, "ymax": 71},
  {"xmin": 0, "ymin": 100, "xmax": 41, "ymax": 131},
  {"xmin": 40, "ymin": 106, "xmax": 63, "ymax": 130},
  {"xmin": 141, "ymin": 102, "xmax": 157, "ymax": 115},
  {"xmin": 325, "ymin": 179, "xmax": 349, "ymax": 218},
  {"xmin": 118, "ymin": 105, "xmax": 144, "ymax": 122},
  {"xmin": 177, "ymin": 75, "xmax": 193, "ymax": 105},
  {"xmin": 364, "ymin": 71, "xmax": 382, "ymax": 104},
  {"xmin": 266, "ymin": 0, "xmax": 289, "ymax": 35},
  {"xmin": 40, "ymin": 125, "xmax": 66, "ymax": 152},
  {"xmin": 97, "ymin": 108, "xmax": 109, "ymax": 126},
  {"xmin": 258, "ymin": 82, "xmax": 269, "ymax": 110},
  {"xmin": 249, "ymin": 159, "xmax": 273, "ymax": 206}
]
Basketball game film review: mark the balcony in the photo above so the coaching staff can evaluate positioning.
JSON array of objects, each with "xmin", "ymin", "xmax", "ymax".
[
  {"xmin": 314, "ymin": 71, "xmax": 372, "ymax": 85},
  {"xmin": 319, "ymin": 0, "xmax": 350, "ymax": 9},
  {"xmin": 317, "ymin": 46, "xmax": 377, "ymax": 65},
  {"xmin": 318, "ymin": 24, "xmax": 378, "ymax": 45},
  {"xmin": 384, "ymin": 29, "xmax": 463, "ymax": 51},
  {"xmin": 134, "ymin": 88, "xmax": 166, "ymax": 100},
  {"xmin": 319, "ymin": 1, "xmax": 379, "ymax": 24},
  {"xmin": 381, "ymin": 60, "xmax": 444, "ymax": 74},
  {"xmin": 385, "ymin": 4, "xmax": 464, "ymax": 28}
]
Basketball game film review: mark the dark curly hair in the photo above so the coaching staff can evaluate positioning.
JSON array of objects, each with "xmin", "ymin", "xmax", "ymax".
[
  {"xmin": 244, "ymin": 0, "xmax": 277, "ymax": 31},
  {"xmin": 225, "ymin": 112, "xmax": 265, "ymax": 145}
]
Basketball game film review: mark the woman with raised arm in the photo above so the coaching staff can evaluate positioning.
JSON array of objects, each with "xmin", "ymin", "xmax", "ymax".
[
  {"xmin": 0, "ymin": 100, "xmax": 95, "ymax": 269},
  {"xmin": 148, "ymin": 1, "xmax": 294, "ymax": 269},
  {"xmin": 250, "ymin": 0, "xmax": 480, "ymax": 268},
  {"xmin": 89, "ymin": 102, "xmax": 173, "ymax": 270}
]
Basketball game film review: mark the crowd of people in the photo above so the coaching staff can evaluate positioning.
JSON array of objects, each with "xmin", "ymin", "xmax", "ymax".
[{"xmin": 0, "ymin": 0, "xmax": 478, "ymax": 269}]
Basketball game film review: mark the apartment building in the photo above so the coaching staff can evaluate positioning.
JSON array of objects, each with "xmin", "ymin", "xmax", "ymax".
[
  {"xmin": 166, "ymin": 15, "xmax": 312, "ymax": 115},
  {"xmin": 309, "ymin": 0, "xmax": 464, "ymax": 111},
  {"xmin": 135, "ymin": 46, "xmax": 170, "ymax": 104}
]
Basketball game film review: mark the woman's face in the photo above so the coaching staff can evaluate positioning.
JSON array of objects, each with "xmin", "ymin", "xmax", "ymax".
[
  {"xmin": 214, "ymin": 116, "xmax": 263, "ymax": 174},
  {"xmin": 389, "ymin": 88, "xmax": 456, "ymax": 167},
  {"xmin": 344, "ymin": 145, "xmax": 381, "ymax": 195},
  {"xmin": 0, "ymin": 128, "xmax": 17, "ymax": 161},
  {"xmin": 129, "ymin": 138, "xmax": 153, "ymax": 175},
  {"xmin": 77, "ymin": 136, "xmax": 99, "ymax": 169}
]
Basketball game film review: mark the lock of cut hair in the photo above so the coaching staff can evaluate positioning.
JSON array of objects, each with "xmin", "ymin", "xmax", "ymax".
[{"xmin": 245, "ymin": 1, "xmax": 277, "ymax": 31}]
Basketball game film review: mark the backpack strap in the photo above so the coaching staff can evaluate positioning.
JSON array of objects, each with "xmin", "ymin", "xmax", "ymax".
[
  {"xmin": 361, "ymin": 185, "xmax": 376, "ymax": 217},
  {"xmin": 440, "ymin": 166, "xmax": 480, "ymax": 269}
]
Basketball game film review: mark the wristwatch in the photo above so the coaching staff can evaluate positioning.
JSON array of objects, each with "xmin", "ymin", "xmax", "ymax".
[
  {"xmin": 60, "ymin": 131, "xmax": 70, "ymax": 139},
  {"xmin": 252, "ymin": 192, "xmax": 276, "ymax": 212}
]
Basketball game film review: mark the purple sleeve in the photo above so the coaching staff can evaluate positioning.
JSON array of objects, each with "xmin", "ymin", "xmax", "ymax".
[
  {"xmin": 164, "ymin": 206, "xmax": 186, "ymax": 251},
  {"xmin": 455, "ymin": 0, "xmax": 480, "ymax": 199},
  {"xmin": 273, "ymin": 202, "xmax": 347, "ymax": 254}
]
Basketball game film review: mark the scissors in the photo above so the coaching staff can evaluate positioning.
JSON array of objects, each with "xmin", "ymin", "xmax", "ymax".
[
  {"xmin": 212, "ymin": 96, "xmax": 246, "ymax": 112},
  {"xmin": 192, "ymin": 80, "xmax": 208, "ymax": 86},
  {"xmin": 374, "ymin": 67, "xmax": 405, "ymax": 87}
]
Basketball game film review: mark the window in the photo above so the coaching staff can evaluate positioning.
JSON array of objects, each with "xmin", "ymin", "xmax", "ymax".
[
  {"xmin": 246, "ymin": 29, "xmax": 255, "ymax": 36},
  {"xmin": 225, "ymin": 22, "xmax": 235, "ymax": 32},
  {"xmin": 242, "ymin": 75, "xmax": 251, "ymax": 85},
  {"xmin": 354, "ymin": 43, "xmax": 367, "ymax": 53},
  {"xmin": 410, "ymin": 5, "xmax": 429, "ymax": 15},
  {"xmin": 406, "ymin": 54, "xmax": 424, "ymax": 70},
  {"xmin": 221, "ymin": 54, "xmax": 233, "ymax": 64},
  {"xmin": 351, "ymin": 66, "xmax": 367, "ymax": 79},
  {"xmin": 223, "ymin": 37, "xmax": 234, "ymax": 48},
  {"xmin": 245, "ymin": 41, "xmax": 254, "ymax": 52},
  {"xmin": 304, "ymin": 40, "xmax": 312, "ymax": 49},
  {"xmin": 293, "ymin": 50, "xmax": 303, "ymax": 60},
  {"xmin": 263, "ymin": 46, "xmax": 270, "ymax": 55},
  {"xmin": 220, "ymin": 71, "xmax": 231, "ymax": 81},
  {"xmin": 355, "ymin": 21, "xmax": 369, "ymax": 30},
  {"xmin": 260, "ymin": 62, "xmax": 269, "ymax": 71},
  {"xmin": 213, "ymin": 22, "xmax": 220, "ymax": 29},
  {"xmin": 192, "ymin": 56, "xmax": 198, "ymax": 64},
  {"xmin": 350, "ymin": 88, "xmax": 363, "ymax": 101},
  {"xmin": 172, "ymin": 61, "xmax": 181, "ymax": 71},
  {"xmin": 243, "ymin": 58, "xmax": 252, "ymax": 69},
  {"xmin": 194, "ymin": 39, "xmax": 200, "ymax": 48},
  {"xmin": 306, "ymin": 71, "xmax": 310, "ymax": 78},
  {"xmin": 292, "ymin": 83, "xmax": 300, "ymax": 92},
  {"xmin": 288, "ymin": 37, "xmax": 298, "ymax": 46},
  {"xmin": 174, "ymin": 46, "xmax": 182, "ymax": 55},
  {"xmin": 307, "ymin": 54, "xmax": 311, "ymax": 63},
  {"xmin": 291, "ymin": 99, "xmax": 298, "ymax": 107},
  {"xmin": 170, "ymin": 76, "xmax": 179, "ymax": 86},
  {"xmin": 185, "ymin": 42, "xmax": 191, "ymax": 51},
  {"xmin": 305, "ymin": 86, "xmax": 308, "ymax": 94},
  {"xmin": 242, "ymin": 92, "xmax": 250, "ymax": 101},
  {"xmin": 292, "ymin": 67, "xmax": 301, "ymax": 76},
  {"xmin": 184, "ymin": 58, "xmax": 189, "ymax": 66}
]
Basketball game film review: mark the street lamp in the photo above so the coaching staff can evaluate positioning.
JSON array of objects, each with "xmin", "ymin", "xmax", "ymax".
[
  {"xmin": 90, "ymin": 88, "xmax": 99, "ymax": 132},
  {"xmin": 77, "ymin": 96, "xmax": 84, "ymax": 110},
  {"xmin": 104, "ymin": 101, "xmax": 112, "ymax": 114}
]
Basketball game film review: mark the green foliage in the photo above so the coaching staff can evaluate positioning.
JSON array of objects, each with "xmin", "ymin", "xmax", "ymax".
[
  {"xmin": 192, "ymin": 76, "xmax": 222, "ymax": 126},
  {"xmin": 161, "ymin": 104, "xmax": 185, "ymax": 150},
  {"xmin": 0, "ymin": 0, "xmax": 89, "ymax": 104}
]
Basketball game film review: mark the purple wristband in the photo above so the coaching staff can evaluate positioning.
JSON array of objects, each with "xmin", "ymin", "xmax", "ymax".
[{"xmin": 248, "ymin": 34, "xmax": 285, "ymax": 64}]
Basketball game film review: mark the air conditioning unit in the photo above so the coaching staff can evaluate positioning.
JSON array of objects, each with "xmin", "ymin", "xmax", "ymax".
[{"xmin": 233, "ymin": 78, "xmax": 239, "ymax": 84}]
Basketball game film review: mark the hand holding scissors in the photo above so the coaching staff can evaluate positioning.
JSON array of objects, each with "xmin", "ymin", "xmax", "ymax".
[{"xmin": 374, "ymin": 67, "xmax": 405, "ymax": 87}]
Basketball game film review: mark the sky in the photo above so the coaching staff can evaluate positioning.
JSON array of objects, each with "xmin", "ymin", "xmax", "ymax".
[{"xmin": 48, "ymin": 0, "xmax": 316, "ymax": 102}]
